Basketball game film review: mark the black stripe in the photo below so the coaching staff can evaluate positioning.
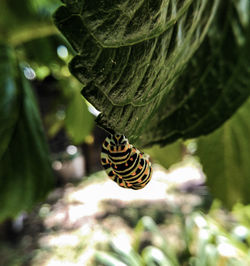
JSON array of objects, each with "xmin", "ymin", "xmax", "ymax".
[
  {"xmin": 103, "ymin": 140, "xmax": 109, "ymax": 147},
  {"xmin": 102, "ymin": 164, "xmax": 110, "ymax": 170},
  {"xmin": 108, "ymin": 148, "xmax": 130, "ymax": 158},
  {"xmin": 102, "ymin": 147, "xmax": 108, "ymax": 154},
  {"xmin": 113, "ymin": 153, "xmax": 139, "ymax": 174}
]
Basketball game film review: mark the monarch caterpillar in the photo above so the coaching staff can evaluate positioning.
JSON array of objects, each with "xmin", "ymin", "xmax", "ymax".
[{"xmin": 101, "ymin": 134, "xmax": 152, "ymax": 189}]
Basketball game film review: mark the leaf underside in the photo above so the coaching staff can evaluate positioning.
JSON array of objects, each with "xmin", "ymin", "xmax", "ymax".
[
  {"xmin": 54, "ymin": 0, "xmax": 219, "ymax": 143},
  {"xmin": 54, "ymin": 0, "xmax": 250, "ymax": 147},
  {"xmin": 139, "ymin": 1, "xmax": 250, "ymax": 146}
]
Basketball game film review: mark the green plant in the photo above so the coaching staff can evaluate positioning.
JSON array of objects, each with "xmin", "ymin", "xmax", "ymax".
[
  {"xmin": 0, "ymin": 0, "xmax": 94, "ymax": 222},
  {"xmin": 94, "ymin": 213, "xmax": 250, "ymax": 266}
]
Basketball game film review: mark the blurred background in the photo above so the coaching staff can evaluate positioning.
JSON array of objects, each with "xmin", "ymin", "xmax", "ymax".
[{"xmin": 0, "ymin": 0, "xmax": 250, "ymax": 265}]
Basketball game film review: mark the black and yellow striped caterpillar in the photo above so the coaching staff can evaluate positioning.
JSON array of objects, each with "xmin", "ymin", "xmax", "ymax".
[{"xmin": 101, "ymin": 134, "xmax": 152, "ymax": 189}]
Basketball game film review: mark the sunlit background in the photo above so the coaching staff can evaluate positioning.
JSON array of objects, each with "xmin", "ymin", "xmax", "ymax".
[{"xmin": 1, "ymin": 152, "xmax": 250, "ymax": 265}]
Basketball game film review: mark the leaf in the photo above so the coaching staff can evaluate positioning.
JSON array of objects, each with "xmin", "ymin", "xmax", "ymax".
[
  {"xmin": 94, "ymin": 251, "xmax": 127, "ymax": 266},
  {"xmin": 134, "ymin": 216, "xmax": 179, "ymax": 266},
  {"xmin": 0, "ymin": 44, "xmax": 21, "ymax": 159},
  {"xmin": 141, "ymin": 246, "xmax": 174, "ymax": 266},
  {"xmin": 53, "ymin": 0, "xmax": 219, "ymax": 144},
  {"xmin": 0, "ymin": 0, "xmax": 60, "ymax": 47},
  {"xmin": 138, "ymin": 0, "xmax": 250, "ymax": 146},
  {"xmin": 144, "ymin": 140, "xmax": 183, "ymax": 169},
  {"xmin": 196, "ymin": 97, "xmax": 250, "ymax": 208},
  {"xmin": 0, "ymin": 55, "xmax": 54, "ymax": 221},
  {"xmin": 65, "ymin": 91, "xmax": 94, "ymax": 144}
]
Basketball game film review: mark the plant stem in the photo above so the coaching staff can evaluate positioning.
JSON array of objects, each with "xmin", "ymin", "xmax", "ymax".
[{"xmin": 7, "ymin": 22, "xmax": 59, "ymax": 47}]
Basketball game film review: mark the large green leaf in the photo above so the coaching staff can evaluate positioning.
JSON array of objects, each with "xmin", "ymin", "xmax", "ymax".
[
  {"xmin": 0, "ymin": 51, "xmax": 54, "ymax": 221},
  {"xmin": 139, "ymin": 0, "xmax": 250, "ymax": 146},
  {"xmin": 0, "ymin": 45, "xmax": 21, "ymax": 159},
  {"xmin": 196, "ymin": 98, "xmax": 250, "ymax": 208},
  {"xmin": 53, "ymin": 0, "xmax": 219, "ymax": 143}
]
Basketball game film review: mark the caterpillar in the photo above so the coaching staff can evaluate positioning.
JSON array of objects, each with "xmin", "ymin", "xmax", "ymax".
[{"xmin": 101, "ymin": 134, "xmax": 152, "ymax": 190}]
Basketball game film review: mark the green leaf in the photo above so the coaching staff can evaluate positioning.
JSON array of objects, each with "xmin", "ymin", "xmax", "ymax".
[
  {"xmin": 196, "ymin": 97, "xmax": 250, "ymax": 208},
  {"xmin": 0, "ymin": 55, "xmax": 54, "ymax": 221},
  {"xmin": 144, "ymin": 140, "xmax": 183, "ymax": 169},
  {"xmin": 0, "ymin": 44, "xmax": 21, "ymax": 159},
  {"xmin": 141, "ymin": 246, "xmax": 174, "ymax": 266},
  {"xmin": 110, "ymin": 240, "xmax": 142, "ymax": 266},
  {"xmin": 232, "ymin": 203, "xmax": 250, "ymax": 229},
  {"xmin": 94, "ymin": 251, "xmax": 127, "ymax": 266},
  {"xmin": 53, "ymin": 0, "xmax": 219, "ymax": 144},
  {"xmin": 134, "ymin": 216, "xmax": 179, "ymax": 266},
  {"xmin": 138, "ymin": 0, "xmax": 250, "ymax": 146},
  {"xmin": 65, "ymin": 90, "xmax": 94, "ymax": 144},
  {"xmin": 0, "ymin": 0, "xmax": 59, "ymax": 46}
]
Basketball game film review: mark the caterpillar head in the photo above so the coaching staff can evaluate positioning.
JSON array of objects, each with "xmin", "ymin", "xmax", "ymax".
[{"xmin": 109, "ymin": 134, "xmax": 128, "ymax": 146}]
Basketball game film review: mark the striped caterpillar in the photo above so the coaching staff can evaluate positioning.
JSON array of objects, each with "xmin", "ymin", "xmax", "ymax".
[{"xmin": 101, "ymin": 134, "xmax": 152, "ymax": 189}]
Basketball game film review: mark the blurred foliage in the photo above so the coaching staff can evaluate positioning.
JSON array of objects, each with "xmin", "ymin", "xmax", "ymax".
[
  {"xmin": 0, "ymin": 0, "xmax": 94, "ymax": 144},
  {"xmin": 144, "ymin": 140, "xmax": 183, "ymax": 169},
  {"xmin": 0, "ymin": 45, "xmax": 54, "ymax": 220},
  {"xmin": 0, "ymin": 0, "xmax": 59, "ymax": 46},
  {"xmin": 0, "ymin": 168, "xmax": 250, "ymax": 265},
  {"xmin": 95, "ymin": 213, "xmax": 250, "ymax": 266},
  {"xmin": 0, "ymin": 45, "xmax": 20, "ymax": 159},
  {"xmin": 197, "ymin": 98, "xmax": 250, "ymax": 208},
  {"xmin": 32, "ymin": 171, "xmax": 250, "ymax": 265},
  {"xmin": 65, "ymin": 90, "xmax": 94, "ymax": 145},
  {"xmin": 0, "ymin": 0, "xmax": 94, "ymax": 221},
  {"xmin": 233, "ymin": 203, "xmax": 250, "ymax": 231}
]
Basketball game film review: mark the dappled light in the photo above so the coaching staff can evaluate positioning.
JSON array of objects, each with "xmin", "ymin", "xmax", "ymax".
[
  {"xmin": 34, "ymin": 163, "xmax": 205, "ymax": 265},
  {"xmin": 24, "ymin": 66, "xmax": 36, "ymax": 80},
  {"xmin": 57, "ymin": 45, "xmax": 68, "ymax": 60},
  {"xmin": 1, "ymin": 160, "xmax": 247, "ymax": 265}
]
